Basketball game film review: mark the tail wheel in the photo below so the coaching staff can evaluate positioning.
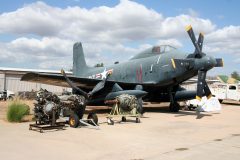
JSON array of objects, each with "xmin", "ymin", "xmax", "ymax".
[
  {"xmin": 69, "ymin": 113, "xmax": 79, "ymax": 128},
  {"xmin": 87, "ymin": 113, "xmax": 98, "ymax": 125}
]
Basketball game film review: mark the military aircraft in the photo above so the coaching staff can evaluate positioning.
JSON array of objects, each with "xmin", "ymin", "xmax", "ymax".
[{"xmin": 21, "ymin": 26, "xmax": 223, "ymax": 115}]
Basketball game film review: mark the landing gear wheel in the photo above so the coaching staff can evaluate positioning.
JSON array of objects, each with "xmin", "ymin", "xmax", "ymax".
[
  {"xmin": 219, "ymin": 99, "xmax": 223, "ymax": 103},
  {"xmin": 121, "ymin": 116, "xmax": 127, "ymax": 122},
  {"xmin": 69, "ymin": 113, "xmax": 79, "ymax": 128},
  {"xmin": 87, "ymin": 113, "xmax": 98, "ymax": 125},
  {"xmin": 169, "ymin": 102, "xmax": 180, "ymax": 112},
  {"xmin": 107, "ymin": 118, "xmax": 114, "ymax": 125},
  {"xmin": 136, "ymin": 117, "xmax": 140, "ymax": 123}
]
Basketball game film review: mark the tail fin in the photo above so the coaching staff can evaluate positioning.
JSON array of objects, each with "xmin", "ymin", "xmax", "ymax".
[{"xmin": 73, "ymin": 42, "xmax": 89, "ymax": 76}]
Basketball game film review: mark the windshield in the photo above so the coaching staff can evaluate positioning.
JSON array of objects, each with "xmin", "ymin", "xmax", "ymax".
[
  {"xmin": 152, "ymin": 45, "xmax": 176, "ymax": 54},
  {"xmin": 163, "ymin": 45, "xmax": 176, "ymax": 52},
  {"xmin": 130, "ymin": 45, "xmax": 177, "ymax": 60}
]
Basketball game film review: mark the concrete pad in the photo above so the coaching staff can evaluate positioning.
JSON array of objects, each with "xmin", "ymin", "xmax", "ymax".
[{"xmin": 0, "ymin": 103, "xmax": 240, "ymax": 160}]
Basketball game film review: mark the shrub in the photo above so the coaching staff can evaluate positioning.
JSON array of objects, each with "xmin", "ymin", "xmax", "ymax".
[{"xmin": 7, "ymin": 99, "xmax": 30, "ymax": 122}]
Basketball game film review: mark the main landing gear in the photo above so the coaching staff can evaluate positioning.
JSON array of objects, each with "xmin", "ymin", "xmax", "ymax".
[
  {"xmin": 169, "ymin": 89, "xmax": 180, "ymax": 112},
  {"xmin": 169, "ymin": 102, "xmax": 180, "ymax": 112}
]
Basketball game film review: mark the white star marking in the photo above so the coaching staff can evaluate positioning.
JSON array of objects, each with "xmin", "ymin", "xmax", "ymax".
[{"xmin": 100, "ymin": 68, "xmax": 108, "ymax": 79}]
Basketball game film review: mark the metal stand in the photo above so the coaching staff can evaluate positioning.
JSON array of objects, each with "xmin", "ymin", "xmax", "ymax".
[
  {"xmin": 29, "ymin": 109, "xmax": 65, "ymax": 133},
  {"xmin": 29, "ymin": 122, "xmax": 66, "ymax": 133},
  {"xmin": 106, "ymin": 102, "xmax": 141, "ymax": 125},
  {"xmin": 79, "ymin": 119, "xmax": 100, "ymax": 130}
]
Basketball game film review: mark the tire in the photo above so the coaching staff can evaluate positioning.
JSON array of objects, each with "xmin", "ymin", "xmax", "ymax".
[
  {"xmin": 107, "ymin": 118, "xmax": 114, "ymax": 125},
  {"xmin": 69, "ymin": 113, "xmax": 79, "ymax": 128},
  {"xmin": 136, "ymin": 117, "xmax": 140, "ymax": 123},
  {"xmin": 122, "ymin": 116, "xmax": 127, "ymax": 122},
  {"xmin": 87, "ymin": 113, "xmax": 98, "ymax": 125},
  {"xmin": 219, "ymin": 99, "xmax": 223, "ymax": 103},
  {"xmin": 169, "ymin": 102, "xmax": 180, "ymax": 112}
]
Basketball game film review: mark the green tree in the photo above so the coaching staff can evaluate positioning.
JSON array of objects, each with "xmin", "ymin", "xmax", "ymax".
[{"xmin": 231, "ymin": 71, "xmax": 240, "ymax": 81}]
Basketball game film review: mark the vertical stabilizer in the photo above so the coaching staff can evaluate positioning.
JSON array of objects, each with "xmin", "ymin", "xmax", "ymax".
[{"xmin": 73, "ymin": 42, "xmax": 89, "ymax": 76}]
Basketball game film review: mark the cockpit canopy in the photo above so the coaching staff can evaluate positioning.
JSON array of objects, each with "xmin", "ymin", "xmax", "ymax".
[{"xmin": 130, "ymin": 45, "xmax": 177, "ymax": 60}]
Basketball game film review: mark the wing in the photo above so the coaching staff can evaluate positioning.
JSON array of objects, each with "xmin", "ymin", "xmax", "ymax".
[
  {"xmin": 21, "ymin": 72, "xmax": 101, "ymax": 90},
  {"xmin": 21, "ymin": 72, "xmax": 157, "ymax": 91}
]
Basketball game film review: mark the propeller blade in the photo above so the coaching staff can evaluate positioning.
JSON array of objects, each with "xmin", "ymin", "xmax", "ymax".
[
  {"xmin": 197, "ymin": 32, "xmax": 204, "ymax": 52},
  {"xmin": 203, "ymin": 81, "xmax": 212, "ymax": 99},
  {"xmin": 186, "ymin": 25, "xmax": 204, "ymax": 58},
  {"xmin": 88, "ymin": 74, "xmax": 110, "ymax": 97},
  {"xmin": 196, "ymin": 70, "xmax": 206, "ymax": 100},
  {"xmin": 196, "ymin": 70, "xmax": 213, "ymax": 100},
  {"xmin": 215, "ymin": 58, "xmax": 224, "ymax": 67},
  {"xmin": 186, "ymin": 25, "xmax": 201, "ymax": 54},
  {"xmin": 61, "ymin": 69, "xmax": 88, "ymax": 98}
]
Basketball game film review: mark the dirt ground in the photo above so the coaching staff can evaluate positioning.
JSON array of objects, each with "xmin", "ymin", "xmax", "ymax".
[{"xmin": 0, "ymin": 101, "xmax": 240, "ymax": 160}]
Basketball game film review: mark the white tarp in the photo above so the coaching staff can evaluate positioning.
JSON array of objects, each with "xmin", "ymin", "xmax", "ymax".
[
  {"xmin": 187, "ymin": 97, "xmax": 222, "ymax": 112},
  {"xmin": 199, "ymin": 97, "xmax": 221, "ymax": 112}
]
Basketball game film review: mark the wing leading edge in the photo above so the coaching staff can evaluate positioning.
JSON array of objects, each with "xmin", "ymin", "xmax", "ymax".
[
  {"xmin": 21, "ymin": 72, "xmax": 101, "ymax": 90},
  {"xmin": 21, "ymin": 72, "xmax": 157, "ymax": 91}
]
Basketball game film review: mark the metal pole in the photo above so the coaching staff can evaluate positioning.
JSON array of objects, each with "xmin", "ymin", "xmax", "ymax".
[{"xmin": 3, "ymin": 71, "xmax": 6, "ymax": 91}]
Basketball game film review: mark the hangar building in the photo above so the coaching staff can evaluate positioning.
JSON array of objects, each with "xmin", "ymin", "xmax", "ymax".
[{"xmin": 0, "ymin": 67, "xmax": 72, "ymax": 94}]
